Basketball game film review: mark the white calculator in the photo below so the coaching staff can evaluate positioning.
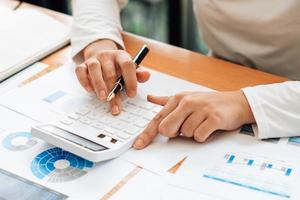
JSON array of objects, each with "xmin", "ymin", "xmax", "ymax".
[{"xmin": 31, "ymin": 97, "xmax": 162, "ymax": 162}]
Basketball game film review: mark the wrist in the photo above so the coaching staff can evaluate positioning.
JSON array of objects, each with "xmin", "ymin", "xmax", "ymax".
[
  {"xmin": 238, "ymin": 90, "xmax": 255, "ymax": 124},
  {"xmin": 83, "ymin": 39, "xmax": 119, "ymax": 60}
]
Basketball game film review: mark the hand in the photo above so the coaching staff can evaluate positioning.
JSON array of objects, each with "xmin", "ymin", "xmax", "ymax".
[
  {"xmin": 75, "ymin": 39, "xmax": 150, "ymax": 115},
  {"xmin": 133, "ymin": 91, "xmax": 255, "ymax": 149}
]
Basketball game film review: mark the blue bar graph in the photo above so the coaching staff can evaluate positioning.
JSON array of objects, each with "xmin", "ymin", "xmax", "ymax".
[
  {"xmin": 247, "ymin": 160, "xmax": 254, "ymax": 166},
  {"xmin": 203, "ymin": 174, "xmax": 290, "ymax": 199},
  {"xmin": 227, "ymin": 155, "xmax": 235, "ymax": 163},
  {"xmin": 224, "ymin": 153, "xmax": 292, "ymax": 177},
  {"xmin": 267, "ymin": 164, "xmax": 273, "ymax": 169},
  {"xmin": 285, "ymin": 168, "xmax": 292, "ymax": 176}
]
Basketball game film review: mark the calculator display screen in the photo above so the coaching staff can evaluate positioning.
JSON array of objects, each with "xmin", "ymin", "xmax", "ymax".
[{"xmin": 40, "ymin": 124, "xmax": 108, "ymax": 152}]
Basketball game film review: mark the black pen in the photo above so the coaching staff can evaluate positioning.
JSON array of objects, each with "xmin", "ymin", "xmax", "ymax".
[{"xmin": 106, "ymin": 44, "xmax": 149, "ymax": 102}]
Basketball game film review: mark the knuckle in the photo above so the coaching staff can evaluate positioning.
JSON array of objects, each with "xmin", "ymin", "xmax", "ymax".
[
  {"xmin": 158, "ymin": 123, "xmax": 175, "ymax": 137},
  {"xmin": 158, "ymin": 124, "xmax": 168, "ymax": 136},
  {"xmin": 126, "ymin": 82, "xmax": 137, "ymax": 91},
  {"xmin": 105, "ymin": 71, "xmax": 117, "ymax": 82},
  {"xmin": 174, "ymin": 92, "xmax": 185, "ymax": 101},
  {"xmin": 87, "ymin": 60, "xmax": 99, "ymax": 70},
  {"xmin": 120, "ymin": 59, "xmax": 134, "ymax": 70},
  {"xmin": 93, "ymin": 80, "xmax": 104, "ymax": 89},
  {"xmin": 209, "ymin": 111, "xmax": 223, "ymax": 126},
  {"xmin": 180, "ymin": 96, "xmax": 193, "ymax": 106},
  {"xmin": 97, "ymin": 51, "xmax": 111, "ymax": 61},
  {"xmin": 75, "ymin": 65, "xmax": 85, "ymax": 74}
]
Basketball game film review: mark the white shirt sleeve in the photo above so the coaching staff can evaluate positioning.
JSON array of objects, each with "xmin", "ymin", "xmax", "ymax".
[
  {"xmin": 71, "ymin": 0, "xmax": 128, "ymax": 62},
  {"xmin": 242, "ymin": 81, "xmax": 300, "ymax": 139}
]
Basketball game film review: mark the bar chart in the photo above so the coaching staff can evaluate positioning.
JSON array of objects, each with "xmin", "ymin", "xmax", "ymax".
[{"xmin": 202, "ymin": 152, "xmax": 294, "ymax": 199}]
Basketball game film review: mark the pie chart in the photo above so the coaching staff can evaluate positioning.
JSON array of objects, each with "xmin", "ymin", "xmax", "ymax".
[{"xmin": 31, "ymin": 147, "xmax": 94, "ymax": 183}]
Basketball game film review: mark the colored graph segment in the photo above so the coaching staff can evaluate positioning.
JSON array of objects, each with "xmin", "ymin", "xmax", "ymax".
[
  {"xmin": 224, "ymin": 153, "xmax": 292, "ymax": 176},
  {"xmin": 202, "ymin": 153, "xmax": 294, "ymax": 199},
  {"xmin": 2, "ymin": 131, "xmax": 37, "ymax": 151},
  {"xmin": 31, "ymin": 147, "xmax": 93, "ymax": 183},
  {"xmin": 203, "ymin": 174, "xmax": 290, "ymax": 199},
  {"xmin": 287, "ymin": 137, "xmax": 300, "ymax": 147},
  {"xmin": 43, "ymin": 90, "xmax": 66, "ymax": 103}
]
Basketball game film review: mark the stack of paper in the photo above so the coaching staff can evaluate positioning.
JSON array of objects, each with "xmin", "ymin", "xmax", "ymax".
[
  {"xmin": 0, "ymin": 5, "xmax": 70, "ymax": 81},
  {"xmin": 2, "ymin": 62, "xmax": 300, "ymax": 199}
]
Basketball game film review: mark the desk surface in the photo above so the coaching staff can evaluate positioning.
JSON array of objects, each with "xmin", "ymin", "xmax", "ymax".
[
  {"xmin": 3, "ymin": 0, "xmax": 287, "ymax": 90},
  {"xmin": 1, "ymin": 0, "xmax": 289, "ymax": 198}
]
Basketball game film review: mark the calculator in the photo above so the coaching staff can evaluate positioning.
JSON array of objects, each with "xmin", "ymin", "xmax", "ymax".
[{"xmin": 32, "ymin": 97, "xmax": 162, "ymax": 162}]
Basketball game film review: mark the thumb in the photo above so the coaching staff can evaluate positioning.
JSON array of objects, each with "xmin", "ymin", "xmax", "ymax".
[
  {"xmin": 136, "ymin": 70, "xmax": 151, "ymax": 83},
  {"xmin": 147, "ymin": 95, "xmax": 170, "ymax": 106}
]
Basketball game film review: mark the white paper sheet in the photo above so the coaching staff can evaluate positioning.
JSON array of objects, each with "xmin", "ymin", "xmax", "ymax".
[
  {"xmin": 168, "ymin": 133, "xmax": 300, "ymax": 200},
  {"xmin": 0, "ymin": 106, "xmax": 135, "ymax": 200},
  {"xmin": 0, "ymin": 62, "xmax": 48, "ymax": 95},
  {"xmin": 110, "ymin": 169, "xmax": 172, "ymax": 200},
  {"xmin": 0, "ymin": 5, "xmax": 69, "ymax": 81}
]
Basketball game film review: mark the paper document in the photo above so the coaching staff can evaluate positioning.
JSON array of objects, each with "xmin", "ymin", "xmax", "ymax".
[
  {"xmin": 0, "ymin": 62, "xmax": 212, "ymax": 174},
  {"xmin": 0, "ymin": 105, "xmax": 135, "ymax": 200},
  {"xmin": 110, "ymin": 169, "xmax": 172, "ymax": 200},
  {"xmin": 0, "ymin": 62, "xmax": 48, "ymax": 95},
  {"xmin": 0, "ymin": 5, "xmax": 70, "ymax": 81},
  {"xmin": 168, "ymin": 133, "xmax": 300, "ymax": 200}
]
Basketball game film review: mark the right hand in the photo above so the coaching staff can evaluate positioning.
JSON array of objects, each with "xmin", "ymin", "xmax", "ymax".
[{"xmin": 75, "ymin": 39, "xmax": 151, "ymax": 115}]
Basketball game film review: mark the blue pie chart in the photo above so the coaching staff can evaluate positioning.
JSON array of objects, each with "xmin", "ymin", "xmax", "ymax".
[
  {"xmin": 2, "ymin": 131, "xmax": 38, "ymax": 151},
  {"xmin": 31, "ymin": 147, "xmax": 94, "ymax": 183}
]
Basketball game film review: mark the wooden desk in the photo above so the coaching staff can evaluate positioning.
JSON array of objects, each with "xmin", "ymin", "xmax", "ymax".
[
  {"xmin": 1, "ymin": 0, "xmax": 289, "ymax": 199},
  {"xmin": 2, "ymin": 0, "xmax": 287, "ymax": 89}
]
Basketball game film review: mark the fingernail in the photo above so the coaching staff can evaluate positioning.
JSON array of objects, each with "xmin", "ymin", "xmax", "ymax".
[
  {"xmin": 129, "ymin": 90, "xmax": 136, "ymax": 97},
  {"xmin": 133, "ymin": 139, "xmax": 144, "ymax": 149},
  {"xmin": 86, "ymin": 86, "xmax": 93, "ymax": 92},
  {"xmin": 99, "ymin": 90, "xmax": 106, "ymax": 100},
  {"xmin": 111, "ymin": 105, "xmax": 119, "ymax": 115}
]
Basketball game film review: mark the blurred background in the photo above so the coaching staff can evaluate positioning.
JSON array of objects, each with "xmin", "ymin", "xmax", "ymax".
[{"xmin": 23, "ymin": 0, "xmax": 208, "ymax": 54}]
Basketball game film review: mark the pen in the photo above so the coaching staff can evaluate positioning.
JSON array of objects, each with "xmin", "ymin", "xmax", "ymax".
[{"xmin": 106, "ymin": 44, "xmax": 149, "ymax": 102}]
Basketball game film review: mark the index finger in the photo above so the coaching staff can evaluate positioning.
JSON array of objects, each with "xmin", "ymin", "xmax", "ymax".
[{"xmin": 133, "ymin": 96, "xmax": 179, "ymax": 149}]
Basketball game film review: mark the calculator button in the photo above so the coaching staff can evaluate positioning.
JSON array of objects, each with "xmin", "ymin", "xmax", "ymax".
[
  {"xmin": 123, "ymin": 104, "xmax": 136, "ymax": 112},
  {"xmin": 134, "ymin": 118, "xmax": 149, "ymax": 128},
  {"xmin": 124, "ymin": 126, "xmax": 140, "ymax": 135},
  {"xmin": 130, "ymin": 108, "xmax": 146, "ymax": 116},
  {"xmin": 91, "ymin": 123, "xmax": 103, "ymax": 130},
  {"xmin": 116, "ymin": 132, "xmax": 130, "ymax": 140},
  {"xmin": 152, "ymin": 106, "xmax": 161, "ymax": 113},
  {"xmin": 127, "ymin": 98, "xmax": 143, "ymax": 106},
  {"xmin": 68, "ymin": 113, "xmax": 80, "ymax": 120},
  {"xmin": 60, "ymin": 119, "xmax": 73, "ymax": 125},
  {"xmin": 110, "ymin": 138, "xmax": 118, "ymax": 144},
  {"xmin": 140, "ymin": 102, "xmax": 155, "ymax": 110},
  {"xmin": 119, "ymin": 113, "xmax": 136, "ymax": 123},
  {"xmin": 79, "ymin": 118, "xmax": 92, "ymax": 125},
  {"xmin": 111, "ymin": 121, "xmax": 128, "ymax": 130},
  {"xmin": 98, "ymin": 134, "xmax": 106, "ymax": 138},
  {"xmin": 98, "ymin": 116, "xmax": 116, "ymax": 124},
  {"xmin": 75, "ymin": 107, "xmax": 91, "ymax": 115},
  {"xmin": 87, "ymin": 111, "xmax": 100, "ymax": 120},
  {"xmin": 143, "ymin": 112, "xmax": 156, "ymax": 121},
  {"xmin": 104, "ymin": 127, "xmax": 117, "ymax": 134}
]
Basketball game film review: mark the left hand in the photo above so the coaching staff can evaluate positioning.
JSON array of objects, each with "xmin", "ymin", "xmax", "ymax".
[{"xmin": 133, "ymin": 91, "xmax": 255, "ymax": 149}]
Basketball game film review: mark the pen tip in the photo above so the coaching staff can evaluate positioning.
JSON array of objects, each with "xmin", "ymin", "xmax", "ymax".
[{"xmin": 106, "ymin": 92, "xmax": 115, "ymax": 102}]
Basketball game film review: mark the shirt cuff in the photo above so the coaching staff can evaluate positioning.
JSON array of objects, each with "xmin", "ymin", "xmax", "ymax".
[
  {"xmin": 241, "ymin": 87, "xmax": 271, "ymax": 139},
  {"xmin": 71, "ymin": 27, "xmax": 124, "ymax": 63}
]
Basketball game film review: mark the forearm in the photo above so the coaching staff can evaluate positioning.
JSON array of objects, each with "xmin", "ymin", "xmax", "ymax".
[{"xmin": 72, "ymin": 0, "xmax": 127, "ymax": 61}]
